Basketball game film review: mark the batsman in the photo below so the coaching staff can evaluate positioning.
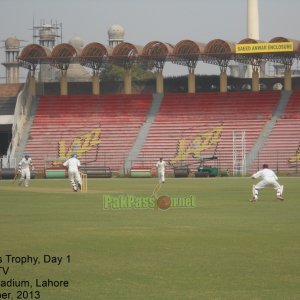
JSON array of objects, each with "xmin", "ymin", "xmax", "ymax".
[
  {"xmin": 63, "ymin": 153, "xmax": 82, "ymax": 192},
  {"xmin": 18, "ymin": 153, "xmax": 33, "ymax": 187}
]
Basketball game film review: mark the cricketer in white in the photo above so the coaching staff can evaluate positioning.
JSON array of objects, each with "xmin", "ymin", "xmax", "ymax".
[
  {"xmin": 18, "ymin": 153, "xmax": 33, "ymax": 187},
  {"xmin": 156, "ymin": 157, "xmax": 166, "ymax": 183},
  {"xmin": 251, "ymin": 164, "xmax": 284, "ymax": 202},
  {"xmin": 63, "ymin": 154, "xmax": 82, "ymax": 192}
]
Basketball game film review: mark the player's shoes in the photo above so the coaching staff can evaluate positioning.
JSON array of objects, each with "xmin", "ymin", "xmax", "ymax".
[
  {"xmin": 276, "ymin": 195, "xmax": 284, "ymax": 201},
  {"xmin": 249, "ymin": 197, "xmax": 257, "ymax": 203},
  {"xmin": 78, "ymin": 183, "xmax": 82, "ymax": 190}
]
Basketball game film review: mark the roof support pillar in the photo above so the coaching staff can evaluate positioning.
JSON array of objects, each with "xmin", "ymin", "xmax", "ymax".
[
  {"xmin": 29, "ymin": 70, "xmax": 36, "ymax": 97},
  {"xmin": 156, "ymin": 69, "xmax": 164, "ymax": 94},
  {"xmin": 188, "ymin": 69, "xmax": 195, "ymax": 93},
  {"xmin": 220, "ymin": 68, "xmax": 227, "ymax": 93},
  {"xmin": 124, "ymin": 69, "xmax": 132, "ymax": 94},
  {"xmin": 284, "ymin": 65, "xmax": 292, "ymax": 91},
  {"xmin": 252, "ymin": 66, "xmax": 260, "ymax": 92},
  {"xmin": 92, "ymin": 72, "xmax": 100, "ymax": 95},
  {"xmin": 60, "ymin": 70, "xmax": 68, "ymax": 95}
]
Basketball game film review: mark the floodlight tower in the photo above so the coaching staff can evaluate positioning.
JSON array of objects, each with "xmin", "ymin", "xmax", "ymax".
[
  {"xmin": 230, "ymin": 0, "xmax": 260, "ymax": 78},
  {"xmin": 247, "ymin": 0, "xmax": 259, "ymax": 40},
  {"xmin": 246, "ymin": 0, "xmax": 263, "ymax": 78}
]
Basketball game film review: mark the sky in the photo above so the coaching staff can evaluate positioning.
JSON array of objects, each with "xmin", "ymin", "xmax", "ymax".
[{"xmin": 1, "ymin": 0, "xmax": 300, "ymax": 82}]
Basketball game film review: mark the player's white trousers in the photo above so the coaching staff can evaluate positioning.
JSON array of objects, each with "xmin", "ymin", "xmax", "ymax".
[
  {"xmin": 20, "ymin": 168, "xmax": 30, "ymax": 186},
  {"xmin": 68, "ymin": 171, "xmax": 82, "ymax": 189},
  {"xmin": 158, "ymin": 172, "xmax": 165, "ymax": 183},
  {"xmin": 254, "ymin": 179, "xmax": 282, "ymax": 197}
]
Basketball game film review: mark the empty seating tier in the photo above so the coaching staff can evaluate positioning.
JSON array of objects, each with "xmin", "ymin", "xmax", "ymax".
[
  {"xmin": 24, "ymin": 94, "xmax": 152, "ymax": 173},
  {"xmin": 135, "ymin": 91, "xmax": 281, "ymax": 173}
]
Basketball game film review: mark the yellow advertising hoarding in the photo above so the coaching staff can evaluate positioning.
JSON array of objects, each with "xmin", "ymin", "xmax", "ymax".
[{"xmin": 236, "ymin": 42, "xmax": 293, "ymax": 54}]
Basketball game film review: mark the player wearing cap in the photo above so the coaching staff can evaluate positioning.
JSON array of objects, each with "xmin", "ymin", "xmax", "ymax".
[
  {"xmin": 251, "ymin": 163, "xmax": 284, "ymax": 202},
  {"xmin": 18, "ymin": 153, "xmax": 33, "ymax": 187},
  {"xmin": 63, "ymin": 154, "xmax": 82, "ymax": 192}
]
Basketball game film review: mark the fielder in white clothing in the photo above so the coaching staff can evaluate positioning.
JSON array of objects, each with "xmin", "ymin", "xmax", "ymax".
[
  {"xmin": 63, "ymin": 154, "xmax": 82, "ymax": 192},
  {"xmin": 156, "ymin": 157, "xmax": 167, "ymax": 183},
  {"xmin": 251, "ymin": 164, "xmax": 284, "ymax": 202},
  {"xmin": 18, "ymin": 153, "xmax": 33, "ymax": 187}
]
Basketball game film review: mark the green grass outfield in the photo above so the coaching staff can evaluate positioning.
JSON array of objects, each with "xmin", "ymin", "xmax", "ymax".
[{"xmin": 0, "ymin": 177, "xmax": 300, "ymax": 300}]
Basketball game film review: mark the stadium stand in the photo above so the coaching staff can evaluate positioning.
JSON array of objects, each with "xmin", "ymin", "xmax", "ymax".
[
  {"xmin": 135, "ymin": 91, "xmax": 281, "ymax": 173},
  {"xmin": 19, "ymin": 90, "xmax": 300, "ymax": 175},
  {"xmin": 24, "ymin": 94, "xmax": 152, "ymax": 173},
  {"xmin": 281, "ymin": 90, "xmax": 300, "ymax": 119},
  {"xmin": 250, "ymin": 91, "xmax": 300, "ymax": 173}
]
